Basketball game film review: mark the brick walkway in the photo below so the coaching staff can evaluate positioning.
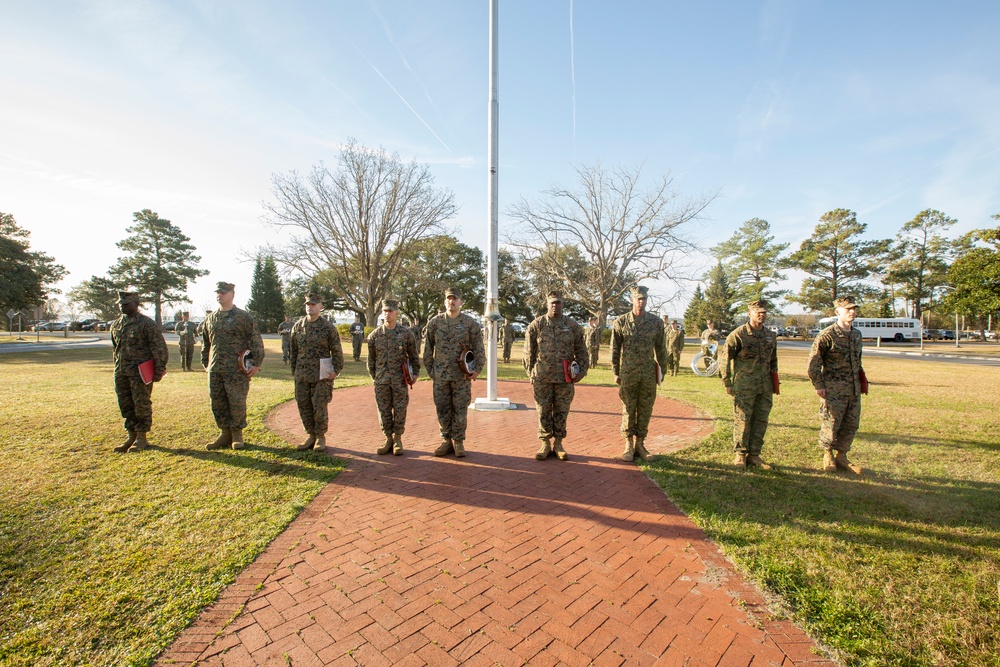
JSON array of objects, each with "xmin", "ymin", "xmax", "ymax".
[{"xmin": 156, "ymin": 379, "xmax": 833, "ymax": 666}]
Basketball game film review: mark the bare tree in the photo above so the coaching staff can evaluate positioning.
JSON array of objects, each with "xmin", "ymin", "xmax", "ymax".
[
  {"xmin": 262, "ymin": 140, "xmax": 457, "ymax": 325},
  {"xmin": 506, "ymin": 162, "xmax": 714, "ymax": 327}
]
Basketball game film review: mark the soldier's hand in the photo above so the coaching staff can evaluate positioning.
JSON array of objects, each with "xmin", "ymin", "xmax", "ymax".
[
  {"xmin": 470, "ymin": 371, "xmax": 479, "ymax": 381},
  {"xmin": 248, "ymin": 366, "xmax": 261, "ymax": 378},
  {"xmin": 725, "ymin": 386, "xmax": 734, "ymax": 396},
  {"xmin": 816, "ymin": 389, "xmax": 826, "ymax": 399}
]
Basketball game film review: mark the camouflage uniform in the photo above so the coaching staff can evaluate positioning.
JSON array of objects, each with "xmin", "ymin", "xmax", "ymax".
[
  {"xmin": 290, "ymin": 315, "xmax": 345, "ymax": 436},
  {"xmin": 278, "ymin": 319, "xmax": 293, "ymax": 364},
  {"xmin": 586, "ymin": 324, "xmax": 602, "ymax": 368},
  {"xmin": 368, "ymin": 323, "xmax": 419, "ymax": 437},
  {"xmin": 524, "ymin": 314, "xmax": 589, "ymax": 440},
  {"xmin": 111, "ymin": 310, "xmax": 168, "ymax": 433},
  {"xmin": 423, "ymin": 311, "xmax": 485, "ymax": 444},
  {"xmin": 808, "ymin": 323, "xmax": 864, "ymax": 453},
  {"xmin": 700, "ymin": 325, "xmax": 720, "ymax": 370},
  {"xmin": 175, "ymin": 319, "xmax": 197, "ymax": 370},
  {"xmin": 202, "ymin": 307, "xmax": 265, "ymax": 430},
  {"xmin": 410, "ymin": 323, "xmax": 423, "ymax": 357},
  {"xmin": 665, "ymin": 325, "xmax": 685, "ymax": 376},
  {"xmin": 719, "ymin": 323, "xmax": 778, "ymax": 456},
  {"xmin": 349, "ymin": 322, "xmax": 365, "ymax": 361},
  {"xmin": 500, "ymin": 322, "xmax": 516, "ymax": 363},
  {"xmin": 612, "ymin": 311, "xmax": 669, "ymax": 438}
]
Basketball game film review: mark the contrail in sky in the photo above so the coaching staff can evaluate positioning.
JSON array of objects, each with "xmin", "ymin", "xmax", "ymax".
[{"xmin": 570, "ymin": 0, "xmax": 577, "ymax": 154}]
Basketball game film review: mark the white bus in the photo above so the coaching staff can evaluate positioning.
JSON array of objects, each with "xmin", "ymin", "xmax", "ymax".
[{"xmin": 817, "ymin": 316, "xmax": 922, "ymax": 342}]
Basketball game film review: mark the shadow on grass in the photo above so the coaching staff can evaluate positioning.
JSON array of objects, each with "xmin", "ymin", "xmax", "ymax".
[
  {"xmin": 150, "ymin": 442, "xmax": 345, "ymax": 484},
  {"xmin": 768, "ymin": 421, "xmax": 1000, "ymax": 453}
]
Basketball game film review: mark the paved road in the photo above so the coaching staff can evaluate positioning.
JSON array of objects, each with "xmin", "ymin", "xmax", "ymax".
[{"xmin": 777, "ymin": 339, "xmax": 1000, "ymax": 366}]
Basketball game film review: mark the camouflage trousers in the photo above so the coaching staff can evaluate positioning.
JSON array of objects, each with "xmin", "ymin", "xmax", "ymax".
[
  {"xmin": 179, "ymin": 339, "xmax": 194, "ymax": 370},
  {"xmin": 209, "ymin": 372, "xmax": 250, "ymax": 429},
  {"xmin": 352, "ymin": 337, "xmax": 363, "ymax": 361},
  {"xmin": 818, "ymin": 394, "xmax": 861, "ymax": 452},
  {"xmin": 374, "ymin": 380, "xmax": 409, "ymax": 436},
  {"xmin": 666, "ymin": 352, "xmax": 681, "ymax": 375},
  {"xmin": 589, "ymin": 346, "xmax": 600, "ymax": 368},
  {"xmin": 732, "ymin": 389, "xmax": 773, "ymax": 455},
  {"xmin": 502, "ymin": 341, "xmax": 513, "ymax": 363},
  {"xmin": 281, "ymin": 337, "xmax": 290, "ymax": 363},
  {"xmin": 295, "ymin": 379, "xmax": 334, "ymax": 435},
  {"xmin": 533, "ymin": 381, "xmax": 575, "ymax": 440},
  {"xmin": 115, "ymin": 373, "xmax": 153, "ymax": 432},
  {"xmin": 619, "ymin": 377, "xmax": 657, "ymax": 438},
  {"xmin": 432, "ymin": 379, "xmax": 472, "ymax": 442}
]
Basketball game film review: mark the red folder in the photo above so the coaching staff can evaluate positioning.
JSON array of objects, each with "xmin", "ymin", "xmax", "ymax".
[
  {"xmin": 771, "ymin": 371, "xmax": 780, "ymax": 395},
  {"xmin": 402, "ymin": 361, "xmax": 416, "ymax": 387},
  {"xmin": 138, "ymin": 359, "xmax": 156, "ymax": 385},
  {"xmin": 563, "ymin": 360, "xmax": 581, "ymax": 383},
  {"xmin": 859, "ymin": 370, "xmax": 869, "ymax": 395}
]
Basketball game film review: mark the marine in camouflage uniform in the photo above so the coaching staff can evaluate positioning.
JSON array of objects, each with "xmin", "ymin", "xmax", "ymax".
[
  {"xmin": 664, "ymin": 319, "xmax": 685, "ymax": 376},
  {"xmin": 110, "ymin": 292, "xmax": 168, "ymax": 453},
  {"xmin": 202, "ymin": 281, "xmax": 266, "ymax": 450},
  {"xmin": 807, "ymin": 296, "xmax": 865, "ymax": 475},
  {"xmin": 586, "ymin": 317, "xmax": 602, "ymax": 368},
  {"xmin": 278, "ymin": 315, "xmax": 293, "ymax": 365},
  {"xmin": 349, "ymin": 317, "xmax": 365, "ymax": 362},
  {"xmin": 291, "ymin": 293, "xmax": 345, "ymax": 452},
  {"xmin": 700, "ymin": 321, "xmax": 720, "ymax": 371},
  {"xmin": 368, "ymin": 299, "xmax": 420, "ymax": 455},
  {"xmin": 410, "ymin": 321, "xmax": 423, "ymax": 357},
  {"xmin": 499, "ymin": 318, "xmax": 515, "ymax": 363},
  {"xmin": 612, "ymin": 286, "xmax": 669, "ymax": 462},
  {"xmin": 175, "ymin": 312, "xmax": 197, "ymax": 371},
  {"xmin": 524, "ymin": 292, "xmax": 589, "ymax": 461},
  {"xmin": 718, "ymin": 301, "xmax": 778, "ymax": 469},
  {"xmin": 422, "ymin": 287, "xmax": 485, "ymax": 458}
]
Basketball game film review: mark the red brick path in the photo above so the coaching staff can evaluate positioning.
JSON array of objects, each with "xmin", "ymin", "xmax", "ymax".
[{"xmin": 156, "ymin": 379, "xmax": 833, "ymax": 666}]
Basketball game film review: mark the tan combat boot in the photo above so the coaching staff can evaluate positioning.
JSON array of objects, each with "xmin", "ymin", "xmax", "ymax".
[
  {"xmin": 392, "ymin": 433, "xmax": 403, "ymax": 456},
  {"xmin": 206, "ymin": 428, "xmax": 232, "ymax": 450},
  {"xmin": 552, "ymin": 438, "xmax": 568, "ymax": 461},
  {"xmin": 114, "ymin": 431, "xmax": 137, "ymax": 453},
  {"xmin": 823, "ymin": 448, "xmax": 837, "ymax": 473},
  {"xmin": 635, "ymin": 437, "xmax": 655, "ymax": 462},
  {"xmin": 621, "ymin": 435, "xmax": 635, "ymax": 462},
  {"xmin": 535, "ymin": 438, "xmax": 552, "ymax": 460},
  {"xmin": 377, "ymin": 434, "xmax": 393, "ymax": 455},
  {"xmin": 297, "ymin": 434, "xmax": 317, "ymax": 451},
  {"xmin": 314, "ymin": 435, "xmax": 327, "ymax": 452},
  {"xmin": 733, "ymin": 452, "xmax": 747, "ymax": 468},
  {"xmin": 453, "ymin": 440, "xmax": 466, "ymax": 458},
  {"xmin": 231, "ymin": 428, "xmax": 245, "ymax": 450},
  {"xmin": 746, "ymin": 454, "xmax": 773, "ymax": 470},
  {"xmin": 434, "ymin": 438, "xmax": 453, "ymax": 457},
  {"xmin": 834, "ymin": 450, "xmax": 862, "ymax": 475},
  {"xmin": 132, "ymin": 432, "xmax": 150, "ymax": 451}
]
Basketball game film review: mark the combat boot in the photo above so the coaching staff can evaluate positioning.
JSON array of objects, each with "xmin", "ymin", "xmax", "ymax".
[
  {"xmin": 132, "ymin": 432, "xmax": 150, "ymax": 451},
  {"xmin": 434, "ymin": 438, "xmax": 453, "ymax": 457},
  {"xmin": 453, "ymin": 440, "xmax": 466, "ymax": 458},
  {"xmin": 733, "ymin": 452, "xmax": 747, "ymax": 468},
  {"xmin": 635, "ymin": 437, "xmax": 655, "ymax": 462},
  {"xmin": 297, "ymin": 434, "xmax": 317, "ymax": 451},
  {"xmin": 834, "ymin": 450, "xmax": 862, "ymax": 475},
  {"xmin": 377, "ymin": 434, "xmax": 393, "ymax": 455},
  {"xmin": 114, "ymin": 431, "xmax": 137, "ymax": 453},
  {"xmin": 230, "ymin": 428, "xmax": 245, "ymax": 450},
  {"xmin": 392, "ymin": 433, "xmax": 403, "ymax": 456},
  {"xmin": 552, "ymin": 438, "xmax": 568, "ymax": 461},
  {"xmin": 535, "ymin": 438, "xmax": 552, "ymax": 460},
  {"xmin": 314, "ymin": 435, "xmax": 327, "ymax": 453},
  {"xmin": 823, "ymin": 448, "xmax": 837, "ymax": 473},
  {"xmin": 621, "ymin": 435, "xmax": 635, "ymax": 462},
  {"xmin": 746, "ymin": 454, "xmax": 773, "ymax": 470},
  {"xmin": 206, "ymin": 429, "xmax": 232, "ymax": 450}
]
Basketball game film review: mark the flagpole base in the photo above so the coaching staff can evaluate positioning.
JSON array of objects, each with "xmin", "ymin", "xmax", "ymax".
[{"xmin": 471, "ymin": 397, "xmax": 512, "ymax": 411}]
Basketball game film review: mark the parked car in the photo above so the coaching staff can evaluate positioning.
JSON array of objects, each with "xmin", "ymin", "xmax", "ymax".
[
  {"xmin": 807, "ymin": 327, "xmax": 820, "ymax": 337},
  {"xmin": 937, "ymin": 329, "xmax": 956, "ymax": 340},
  {"xmin": 161, "ymin": 320, "xmax": 178, "ymax": 332},
  {"xmin": 35, "ymin": 321, "xmax": 68, "ymax": 331},
  {"xmin": 986, "ymin": 331, "xmax": 998, "ymax": 341}
]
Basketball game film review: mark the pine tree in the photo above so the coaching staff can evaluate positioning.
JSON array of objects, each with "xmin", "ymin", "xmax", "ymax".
[
  {"xmin": 248, "ymin": 255, "xmax": 285, "ymax": 333},
  {"xmin": 684, "ymin": 285, "xmax": 706, "ymax": 331},
  {"xmin": 702, "ymin": 262, "xmax": 737, "ymax": 328}
]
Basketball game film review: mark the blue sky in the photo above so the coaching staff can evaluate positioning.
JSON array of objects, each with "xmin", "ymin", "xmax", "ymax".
[{"xmin": 2, "ymin": 0, "xmax": 999, "ymax": 317}]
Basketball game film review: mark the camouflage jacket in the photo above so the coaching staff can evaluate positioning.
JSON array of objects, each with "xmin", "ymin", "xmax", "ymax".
[
  {"xmin": 201, "ymin": 306, "xmax": 266, "ymax": 376},
  {"xmin": 499, "ymin": 323, "xmax": 515, "ymax": 347},
  {"xmin": 277, "ymin": 321, "xmax": 293, "ymax": 339},
  {"xmin": 524, "ymin": 315, "xmax": 589, "ymax": 384},
  {"xmin": 367, "ymin": 324, "xmax": 419, "ymax": 385},
  {"xmin": 111, "ymin": 313, "xmax": 168, "ymax": 380},
  {"xmin": 349, "ymin": 323, "xmax": 365, "ymax": 341},
  {"xmin": 807, "ymin": 324, "xmax": 864, "ymax": 398},
  {"xmin": 665, "ymin": 326, "xmax": 685, "ymax": 353},
  {"xmin": 701, "ymin": 327, "xmax": 720, "ymax": 345},
  {"xmin": 290, "ymin": 315, "xmax": 345, "ymax": 383},
  {"xmin": 422, "ymin": 312, "xmax": 485, "ymax": 382},
  {"xmin": 611, "ymin": 311, "xmax": 669, "ymax": 382},
  {"xmin": 719, "ymin": 323, "xmax": 777, "ymax": 391},
  {"xmin": 586, "ymin": 325, "xmax": 603, "ymax": 350},
  {"xmin": 175, "ymin": 320, "xmax": 197, "ymax": 340}
]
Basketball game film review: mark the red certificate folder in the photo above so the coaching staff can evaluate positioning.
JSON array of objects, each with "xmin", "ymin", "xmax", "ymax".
[
  {"xmin": 859, "ymin": 370, "xmax": 869, "ymax": 395},
  {"xmin": 138, "ymin": 359, "xmax": 156, "ymax": 385},
  {"xmin": 771, "ymin": 371, "xmax": 780, "ymax": 395}
]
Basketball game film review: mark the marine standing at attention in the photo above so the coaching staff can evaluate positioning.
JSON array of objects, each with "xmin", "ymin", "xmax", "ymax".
[
  {"xmin": 110, "ymin": 291, "xmax": 168, "ymax": 453},
  {"xmin": 524, "ymin": 291, "xmax": 589, "ymax": 461},
  {"xmin": 499, "ymin": 317, "xmax": 515, "ymax": 363},
  {"xmin": 349, "ymin": 316, "xmax": 365, "ymax": 362},
  {"xmin": 664, "ymin": 318, "xmax": 685, "ymax": 377},
  {"xmin": 586, "ymin": 316, "xmax": 603, "ymax": 368},
  {"xmin": 290, "ymin": 293, "xmax": 344, "ymax": 452},
  {"xmin": 612, "ymin": 286, "xmax": 669, "ymax": 463},
  {"xmin": 422, "ymin": 287, "xmax": 485, "ymax": 458},
  {"xmin": 175, "ymin": 311, "xmax": 197, "ymax": 371},
  {"xmin": 367, "ymin": 299, "xmax": 420, "ymax": 456},
  {"xmin": 202, "ymin": 281, "xmax": 265, "ymax": 451},
  {"xmin": 278, "ymin": 315, "xmax": 293, "ymax": 365}
]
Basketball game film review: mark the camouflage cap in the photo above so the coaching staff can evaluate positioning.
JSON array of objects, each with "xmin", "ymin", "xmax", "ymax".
[
  {"xmin": 215, "ymin": 281, "xmax": 235, "ymax": 293},
  {"xmin": 834, "ymin": 296, "xmax": 858, "ymax": 309},
  {"xmin": 444, "ymin": 286, "xmax": 462, "ymax": 298},
  {"xmin": 748, "ymin": 299, "xmax": 769, "ymax": 312},
  {"xmin": 381, "ymin": 298, "xmax": 399, "ymax": 311},
  {"xmin": 546, "ymin": 291, "xmax": 564, "ymax": 302},
  {"xmin": 630, "ymin": 286, "xmax": 649, "ymax": 298},
  {"xmin": 117, "ymin": 291, "xmax": 140, "ymax": 305},
  {"xmin": 304, "ymin": 292, "xmax": 323, "ymax": 304}
]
